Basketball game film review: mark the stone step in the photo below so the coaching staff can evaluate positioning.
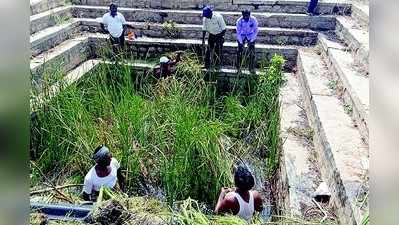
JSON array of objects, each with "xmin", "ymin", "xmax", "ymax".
[
  {"xmin": 31, "ymin": 36, "xmax": 91, "ymax": 92},
  {"xmin": 30, "ymin": 0, "xmax": 68, "ymax": 15},
  {"xmin": 318, "ymin": 34, "xmax": 369, "ymax": 144},
  {"xmin": 80, "ymin": 18, "xmax": 318, "ymax": 46},
  {"xmin": 75, "ymin": 0, "xmax": 351, "ymax": 15},
  {"xmin": 72, "ymin": 5, "xmax": 336, "ymax": 30},
  {"xmin": 297, "ymin": 49, "xmax": 368, "ymax": 225},
  {"xmin": 89, "ymin": 33, "xmax": 298, "ymax": 70},
  {"xmin": 276, "ymin": 72, "xmax": 322, "ymax": 217},
  {"xmin": 351, "ymin": 3, "xmax": 368, "ymax": 27},
  {"xmin": 335, "ymin": 16, "xmax": 369, "ymax": 70},
  {"xmin": 30, "ymin": 5, "xmax": 72, "ymax": 34},
  {"xmin": 31, "ymin": 60, "xmax": 101, "ymax": 112},
  {"xmin": 31, "ymin": 19, "xmax": 81, "ymax": 57}
]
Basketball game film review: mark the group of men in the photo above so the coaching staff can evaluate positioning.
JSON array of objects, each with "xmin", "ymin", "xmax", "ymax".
[
  {"xmin": 100, "ymin": 4, "xmax": 261, "ymax": 73},
  {"xmin": 82, "ymin": 145, "xmax": 263, "ymax": 222},
  {"xmin": 100, "ymin": 2, "xmax": 319, "ymax": 74}
]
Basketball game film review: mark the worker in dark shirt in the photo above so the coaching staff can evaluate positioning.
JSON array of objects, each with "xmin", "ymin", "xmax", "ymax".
[{"xmin": 153, "ymin": 52, "xmax": 183, "ymax": 78}]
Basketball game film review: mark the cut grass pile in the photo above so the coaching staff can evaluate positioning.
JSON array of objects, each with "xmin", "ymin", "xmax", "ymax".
[{"xmin": 30, "ymin": 53, "xmax": 285, "ymax": 206}]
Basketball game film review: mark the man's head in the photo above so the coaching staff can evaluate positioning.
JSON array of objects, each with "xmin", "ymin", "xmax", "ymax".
[
  {"xmin": 109, "ymin": 3, "xmax": 118, "ymax": 17},
  {"xmin": 93, "ymin": 145, "xmax": 112, "ymax": 168},
  {"xmin": 234, "ymin": 165, "xmax": 255, "ymax": 191},
  {"xmin": 160, "ymin": 56, "xmax": 170, "ymax": 65},
  {"xmin": 242, "ymin": 10, "xmax": 251, "ymax": 22},
  {"xmin": 202, "ymin": 6, "xmax": 213, "ymax": 19}
]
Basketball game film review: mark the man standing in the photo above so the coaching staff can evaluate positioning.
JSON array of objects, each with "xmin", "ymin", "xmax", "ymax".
[
  {"xmin": 101, "ymin": 4, "xmax": 134, "ymax": 51},
  {"xmin": 202, "ymin": 6, "xmax": 226, "ymax": 69},
  {"xmin": 236, "ymin": 10, "xmax": 258, "ymax": 73}
]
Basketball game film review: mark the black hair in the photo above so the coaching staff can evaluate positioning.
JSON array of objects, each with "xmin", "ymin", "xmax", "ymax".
[
  {"xmin": 234, "ymin": 165, "xmax": 255, "ymax": 191},
  {"xmin": 110, "ymin": 3, "xmax": 117, "ymax": 9},
  {"xmin": 242, "ymin": 9, "xmax": 251, "ymax": 17},
  {"xmin": 93, "ymin": 144, "xmax": 111, "ymax": 167}
]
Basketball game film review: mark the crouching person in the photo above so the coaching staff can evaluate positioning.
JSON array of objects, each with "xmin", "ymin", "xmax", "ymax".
[
  {"xmin": 82, "ymin": 145, "xmax": 125, "ymax": 201},
  {"xmin": 214, "ymin": 166, "xmax": 263, "ymax": 223}
]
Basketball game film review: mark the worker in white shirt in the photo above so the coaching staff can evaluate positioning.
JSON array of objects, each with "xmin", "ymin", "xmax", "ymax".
[
  {"xmin": 202, "ymin": 6, "xmax": 227, "ymax": 69},
  {"xmin": 82, "ymin": 145, "xmax": 125, "ymax": 201},
  {"xmin": 101, "ymin": 3, "xmax": 134, "ymax": 50}
]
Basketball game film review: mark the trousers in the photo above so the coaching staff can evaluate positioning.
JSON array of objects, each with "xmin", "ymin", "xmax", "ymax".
[
  {"xmin": 308, "ymin": 0, "xmax": 319, "ymax": 13},
  {"xmin": 237, "ymin": 38, "xmax": 256, "ymax": 72},
  {"xmin": 205, "ymin": 33, "xmax": 224, "ymax": 69}
]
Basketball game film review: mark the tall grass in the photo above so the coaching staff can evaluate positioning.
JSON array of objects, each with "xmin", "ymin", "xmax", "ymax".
[{"xmin": 30, "ymin": 52, "xmax": 285, "ymax": 206}]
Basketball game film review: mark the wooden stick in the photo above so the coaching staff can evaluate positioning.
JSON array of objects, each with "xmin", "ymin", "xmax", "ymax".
[{"xmin": 30, "ymin": 184, "xmax": 83, "ymax": 195}]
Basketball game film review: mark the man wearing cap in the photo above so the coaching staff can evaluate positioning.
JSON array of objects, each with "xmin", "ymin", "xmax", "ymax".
[
  {"xmin": 82, "ymin": 145, "xmax": 125, "ymax": 201},
  {"xmin": 153, "ymin": 52, "xmax": 183, "ymax": 78},
  {"xmin": 236, "ymin": 10, "xmax": 258, "ymax": 73},
  {"xmin": 101, "ymin": 3, "xmax": 134, "ymax": 51},
  {"xmin": 202, "ymin": 6, "xmax": 226, "ymax": 69}
]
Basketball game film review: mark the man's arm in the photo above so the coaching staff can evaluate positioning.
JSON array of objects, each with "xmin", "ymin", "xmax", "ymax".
[
  {"xmin": 253, "ymin": 191, "xmax": 264, "ymax": 212},
  {"xmin": 117, "ymin": 168, "xmax": 126, "ymax": 192},
  {"xmin": 236, "ymin": 19, "xmax": 243, "ymax": 44},
  {"xmin": 82, "ymin": 177, "xmax": 93, "ymax": 201},
  {"xmin": 214, "ymin": 188, "xmax": 235, "ymax": 214},
  {"xmin": 100, "ymin": 23, "xmax": 108, "ymax": 34}
]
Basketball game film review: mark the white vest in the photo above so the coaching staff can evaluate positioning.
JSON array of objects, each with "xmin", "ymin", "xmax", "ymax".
[{"xmin": 228, "ymin": 191, "xmax": 255, "ymax": 222}]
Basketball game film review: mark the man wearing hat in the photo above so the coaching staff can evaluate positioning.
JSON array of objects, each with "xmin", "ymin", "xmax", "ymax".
[
  {"xmin": 153, "ymin": 52, "xmax": 183, "ymax": 78},
  {"xmin": 236, "ymin": 9, "xmax": 258, "ymax": 73},
  {"xmin": 82, "ymin": 145, "xmax": 125, "ymax": 201},
  {"xmin": 202, "ymin": 6, "xmax": 226, "ymax": 69}
]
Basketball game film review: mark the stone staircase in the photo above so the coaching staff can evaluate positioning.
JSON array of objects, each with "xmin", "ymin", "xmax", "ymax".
[{"xmin": 30, "ymin": 0, "xmax": 369, "ymax": 224}]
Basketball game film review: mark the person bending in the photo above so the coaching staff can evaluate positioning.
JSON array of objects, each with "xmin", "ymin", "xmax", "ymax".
[
  {"xmin": 153, "ymin": 51, "xmax": 183, "ymax": 78},
  {"xmin": 82, "ymin": 145, "xmax": 125, "ymax": 201},
  {"xmin": 214, "ymin": 166, "xmax": 263, "ymax": 223},
  {"xmin": 236, "ymin": 9, "xmax": 258, "ymax": 73},
  {"xmin": 202, "ymin": 6, "xmax": 226, "ymax": 69}
]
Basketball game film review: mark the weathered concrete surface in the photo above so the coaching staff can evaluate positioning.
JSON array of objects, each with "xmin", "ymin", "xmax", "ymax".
[
  {"xmin": 89, "ymin": 33, "xmax": 298, "ymax": 70},
  {"xmin": 80, "ymin": 18, "xmax": 318, "ymax": 46},
  {"xmin": 335, "ymin": 16, "xmax": 369, "ymax": 70},
  {"xmin": 30, "ymin": 0, "xmax": 68, "ymax": 15},
  {"xmin": 31, "ymin": 36, "xmax": 91, "ymax": 92},
  {"xmin": 73, "ymin": 0, "xmax": 351, "ymax": 15},
  {"xmin": 72, "ymin": 5, "xmax": 336, "ymax": 30},
  {"xmin": 31, "ymin": 5, "xmax": 72, "ymax": 34},
  {"xmin": 31, "ymin": 19, "xmax": 81, "ymax": 57},
  {"xmin": 351, "ymin": 3, "xmax": 368, "ymax": 27},
  {"xmin": 276, "ymin": 72, "xmax": 321, "ymax": 217},
  {"xmin": 31, "ymin": 59, "xmax": 101, "ymax": 111},
  {"xmin": 318, "ymin": 34, "xmax": 369, "ymax": 144},
  {"xmin": 297, "ymin": 49, "xmax": 368, "ymax": 225}
]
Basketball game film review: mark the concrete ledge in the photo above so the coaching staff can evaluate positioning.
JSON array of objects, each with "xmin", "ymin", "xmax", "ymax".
[
  {"xmin": 297, "ymin": 49, "xmax": 368, "ymax": 225},
  {"xmin": 30, "ymin": 0, "xmax": 68, "ymax": 15},
  {"xmin": 31, "ymin": 60, "xmax": 101, "ymax": 111},
  {"xmin": 30, "ymin": 19, "xmax": 81, "ymax": 57},
  {"xmin": 318, "ymin": 34, "xmax": 369, "ymax": 144},
  {"xmin": 72, "ymin": 5, "xmax": 336, "ymax": 30},
  {"xmin": 89, "ymin": 34, "xmax": 298, "ymax": 71},
  {"xmin": 335, "ymin": 16, "xmax": 369, "ymax": 70},
  {"xmin": 31, "ymin": 36, "xmax": 91, "ymax": 92},
  {"xmin": 276, "ymin": 72, "xmax": 321, "ymax": 217},
  {"xmin": 351, "ymin": 3, "xmax": 368, "ymax": 27},
  {"xmin": 30, "ymin": 5, "xmax": 72, "ymax": 34},
  {"xmin": 80, "ymin": 18, "xmax": 318, "ymax": 46},
  {"xmin": 74, "ymin": 0, "xmax": 351, "ymax": 15}
]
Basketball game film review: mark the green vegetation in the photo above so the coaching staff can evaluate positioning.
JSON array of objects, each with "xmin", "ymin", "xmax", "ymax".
[{"xmin": 30, "ymin": 53, "xmax": 285, "ymax": 206}]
